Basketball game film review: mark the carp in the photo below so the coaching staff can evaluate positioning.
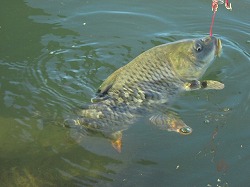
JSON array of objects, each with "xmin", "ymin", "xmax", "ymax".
[{"xmin": 68, "ymin": 36, "xmax": 223, "ymax": 152}]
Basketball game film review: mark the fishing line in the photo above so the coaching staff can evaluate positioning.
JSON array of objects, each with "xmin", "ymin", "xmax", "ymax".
[{"xmin": 209, "ymin": 0, "xmax": 232, "ymax": 36}]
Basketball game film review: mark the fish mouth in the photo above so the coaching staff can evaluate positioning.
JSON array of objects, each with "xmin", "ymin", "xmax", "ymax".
[{"xmin": 215, "ymin": 38, "xmax": 222, "ymax": 57}]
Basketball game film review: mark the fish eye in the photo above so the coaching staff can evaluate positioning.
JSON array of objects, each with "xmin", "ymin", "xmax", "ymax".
[{"xmin": 195, "ymin": 43, "xmax": 203, "ymax": 52}]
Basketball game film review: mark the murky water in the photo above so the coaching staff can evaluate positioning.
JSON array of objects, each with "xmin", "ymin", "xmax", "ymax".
[{"xmin": 1, "ymin": 0, "xmax": 249, "ymax": 186}]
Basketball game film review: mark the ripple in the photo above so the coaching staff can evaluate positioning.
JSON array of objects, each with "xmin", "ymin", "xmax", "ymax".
[
  {"xmin": 75, "ymin": 10, "xmax": 169, "ymax": 24},
  {"xmin": 61, "ymin": 10, "xmax": 173, "ymax": 39}
]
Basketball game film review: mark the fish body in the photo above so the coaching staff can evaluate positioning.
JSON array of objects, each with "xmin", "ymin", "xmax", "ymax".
[{"xmin": 70, "ymin": 36, "xmax": 223, "ymax": 151}]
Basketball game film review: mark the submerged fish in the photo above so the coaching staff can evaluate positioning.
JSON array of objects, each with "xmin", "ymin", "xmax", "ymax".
[{"xmin": 67, "ymin": 36, "xmax": 223, "ymax": 152}]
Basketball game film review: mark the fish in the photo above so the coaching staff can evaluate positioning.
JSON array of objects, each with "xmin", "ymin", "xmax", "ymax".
[{"xmin": 66, "ymin": 36, "xmax": 224, "ymax": 152}]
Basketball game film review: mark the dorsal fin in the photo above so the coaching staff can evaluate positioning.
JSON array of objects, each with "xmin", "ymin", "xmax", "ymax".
[{"xmin": 97, "ymin": 67, "xmax": 124, "ymax": 95}]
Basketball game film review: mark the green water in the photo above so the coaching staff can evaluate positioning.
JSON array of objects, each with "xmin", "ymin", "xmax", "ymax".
[{"xmin": 1, "ymin": 0, "xmax": 249, "ymax": 186}]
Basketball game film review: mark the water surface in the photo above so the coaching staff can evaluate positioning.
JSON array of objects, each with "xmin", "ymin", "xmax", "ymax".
[{"xmin": 0, "ymin": 0, "xmax": 250, "ymax": 186}]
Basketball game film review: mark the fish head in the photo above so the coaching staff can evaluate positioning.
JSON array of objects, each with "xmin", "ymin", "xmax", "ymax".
[{"xmin": 168, "ymin": 36, "xmax": 222, "ymax": 80}]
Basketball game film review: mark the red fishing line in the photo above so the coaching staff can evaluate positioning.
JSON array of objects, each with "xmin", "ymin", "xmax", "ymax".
[
  {"xmin": 209, "ymin": 0, "xmax": 232, "ymax": 36},
  {"xmin": 210, "ymin": 0, "xmax": 219, "ymax": 36},
  {"xmin": 209, "ymin": 10, "xmax": 217, "ymax": 36}
]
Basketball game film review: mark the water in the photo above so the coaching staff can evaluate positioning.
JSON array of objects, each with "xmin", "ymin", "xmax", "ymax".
[{"xmin": 0, "ymin": 0, "xmax": 249, "ymax": 186}]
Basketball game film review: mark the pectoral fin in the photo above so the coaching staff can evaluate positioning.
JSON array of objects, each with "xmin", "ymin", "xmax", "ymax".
[
  {"xmin": 184, "ymin": 80, "xmax": 224, "ymax": 91},
  {"xmin": 149, "ymin": 113, "xmax": 192, "ymax": 135}
]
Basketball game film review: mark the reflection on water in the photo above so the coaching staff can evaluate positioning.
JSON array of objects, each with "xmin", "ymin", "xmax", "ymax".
[{"xmin": 0, "ymin": 0, "xmax": 250, "ymax": 186}]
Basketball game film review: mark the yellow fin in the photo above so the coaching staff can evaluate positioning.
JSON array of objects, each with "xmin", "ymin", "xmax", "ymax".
[
  {"xmin": 184, "ymin": 80, "xmax": 224, "ymax": 91},
  {"xmin": 110, "ymin": 131, "xmax": 123, "ymax": 153},
  {"xmin": 150, "ymin": 113, "xmax": 192, "ymax": 135}
]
